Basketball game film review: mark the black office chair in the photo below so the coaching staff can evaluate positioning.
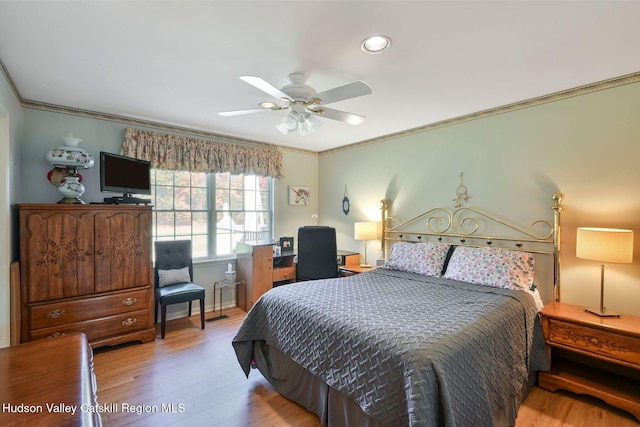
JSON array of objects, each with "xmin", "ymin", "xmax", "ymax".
[
  {"xmin": 154, "ymin": 240, "xmax": 205, "ymax": 338},
  {"xmin": 296, "ymin": 226, "xmax": 339, "ymax": 281}
]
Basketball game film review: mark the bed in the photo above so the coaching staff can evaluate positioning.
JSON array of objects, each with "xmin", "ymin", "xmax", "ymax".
[{"xmin": 233, "ymin": 194, "xmax": 564, "ymax": 427}]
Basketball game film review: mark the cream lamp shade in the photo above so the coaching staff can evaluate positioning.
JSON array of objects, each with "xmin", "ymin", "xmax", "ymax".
[
  {"xmin": 354, "ymin": 222, "xmax": 377, "ymax": 241},
  {"xmin": 576, "ymin": 227, "xmax": 633, "ymax": 264},
  {"xmin": 576, "ymin": 227, "xmax": 633, "ymax": 317},
  {"xmin": 354, "ymin": 222, "xmax": 376, "ymax": 268}
]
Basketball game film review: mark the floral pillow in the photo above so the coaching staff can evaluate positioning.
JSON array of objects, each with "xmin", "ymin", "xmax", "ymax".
[
  {"xmin": 443, "ymin": 246, "xmax": 535, "ymax": 291},
  {"xmin": 382, "ymin": 241, "xmax": 452, "ymax": 277}
]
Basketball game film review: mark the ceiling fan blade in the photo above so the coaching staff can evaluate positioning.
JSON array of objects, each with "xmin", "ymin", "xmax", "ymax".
[
  {"xmin": 315, "ymin": 81, "xmax": 372, "ymax": 105},
  {"xmin": 218, "ymin": 108, "xmax": 267, "ymax": 117},
  {"xmin": 239, "ymin": 76, "xmax": 289, "ymax": 100},
  {"xmin": 314, "ymin": 107, "xmax": 366, "ymax": 125}
]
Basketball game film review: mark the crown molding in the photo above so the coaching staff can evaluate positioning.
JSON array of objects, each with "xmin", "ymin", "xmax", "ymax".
[
  {"xmin": 318, "ymin": 71, "xmax": 640, "ymax": 155},
  {"xmin": 20, "ymin": 99, "xmax": 318, "ymax": 156},
  {"xmin": 3, "ymin": 54, "xmax": 637, "ymax": 157},
  {"xmin": 1, "ymin": 55, "xmax": 315, "ymax": 155},
  {"xmin": 0, "ymin": 57, "xmax": 22, "ymax": 102}
]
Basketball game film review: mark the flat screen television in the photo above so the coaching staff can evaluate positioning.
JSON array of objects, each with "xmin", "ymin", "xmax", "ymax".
[{"xmin": 100, "ymin": 152, "xmax": 151, "ymax": 202}]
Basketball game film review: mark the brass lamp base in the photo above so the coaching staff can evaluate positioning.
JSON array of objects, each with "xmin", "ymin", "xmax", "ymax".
[{"xmin": 585, "ymin": 307, "xmax": 620, "ymax": 317}]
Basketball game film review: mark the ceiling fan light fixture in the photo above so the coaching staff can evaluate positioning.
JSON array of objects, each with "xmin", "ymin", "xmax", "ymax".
[
  {"xmin": 298, "ymin": 113, "xmax": 322, "ymax": 136},
  {"xmin": 361, "ymin": 35, "xmax": 391, "ymax": 54},
  {"xmin": 298, "ymin": 121, "xmax": 313, "ymax": 137},
  {"xmin": 276, "ymin": 123, "xmax": 292, "ymax": 134},
  {"xmin": 282, "ymin": 111, "xmax": 299, "ymax": 130}
]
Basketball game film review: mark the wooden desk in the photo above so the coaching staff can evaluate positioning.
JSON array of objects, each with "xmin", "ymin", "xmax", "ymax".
[
  {"xmin": 0, "ymin": 333, "xmax": 102, "ymax": 426},
  {"xmin": 236, "ymin": 241, "xmax": 296, "ymax": 311}
]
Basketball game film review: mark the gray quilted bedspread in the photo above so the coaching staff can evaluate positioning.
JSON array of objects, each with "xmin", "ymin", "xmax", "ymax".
[{"xmin": 232, "ymin": 269, "xmax": 549, "ymax": 427}]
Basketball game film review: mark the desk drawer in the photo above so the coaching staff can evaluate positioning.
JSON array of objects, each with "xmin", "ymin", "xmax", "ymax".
[
  {"xmin": 273, "ymin": 266, "xmax": 295, "ymax": 282},
  {"xmin": 548, "ymin": 319, "xmax": 640, "ymax": 367}
]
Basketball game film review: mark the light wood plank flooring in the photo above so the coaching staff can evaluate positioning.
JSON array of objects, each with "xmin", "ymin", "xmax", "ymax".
[{"xmin": 93, "ymin": 307, "xmax": 639, "ymax": 427}]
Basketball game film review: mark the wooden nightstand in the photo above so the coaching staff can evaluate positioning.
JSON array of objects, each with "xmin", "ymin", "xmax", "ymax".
[{"xmin": 539, "ymin": 301, "xmax": 640, "ymax": 421}]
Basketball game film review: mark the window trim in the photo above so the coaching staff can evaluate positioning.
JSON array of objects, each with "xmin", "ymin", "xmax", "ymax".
[{"xmin": 151, "ymin": 169, "xmax": 274, "ymax": 261}]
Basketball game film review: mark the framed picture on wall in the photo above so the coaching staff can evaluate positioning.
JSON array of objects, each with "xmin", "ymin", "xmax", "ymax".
[{"xmin": 289, "ymin": 186, "xmax": 310, "ymax": 205}]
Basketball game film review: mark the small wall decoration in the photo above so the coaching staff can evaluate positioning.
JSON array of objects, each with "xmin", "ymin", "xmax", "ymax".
[
  {"xmin": 289, "ymin": 186, "xmax": 310, "ymax": 205},
  {"xmin": 342, "ymin": 184, "xmax": 350, "ymax": 215},
  {"xmin": 453, "ymin": 172, "xmax": 470, "ymax": 208}
]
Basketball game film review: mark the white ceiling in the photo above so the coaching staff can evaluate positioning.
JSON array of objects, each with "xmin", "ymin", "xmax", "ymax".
[{"xmin": 1, "ymin": 1, "xmax": 640, "ymax": 153}]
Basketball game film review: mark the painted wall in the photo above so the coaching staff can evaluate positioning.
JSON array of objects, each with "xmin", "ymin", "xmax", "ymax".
[
  {"xmin": 18, "ymin": 109, "xmax": 318, "ymax": 320},
  {"xmin": 9, "ymin": 77, "xmax": 640, "ymax": 330},
  {"xmin": 319, "ymin": 82, "xmax": 640, "ymax": 315},
  {"xmin": 0, "ymin": 70, "xmax": 23, "ymax": 347}
]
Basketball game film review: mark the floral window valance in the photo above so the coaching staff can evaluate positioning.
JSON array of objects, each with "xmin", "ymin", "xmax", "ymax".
[{"xmin": 121, "ymin": 128, "xmax": 284, "ymax": 178}]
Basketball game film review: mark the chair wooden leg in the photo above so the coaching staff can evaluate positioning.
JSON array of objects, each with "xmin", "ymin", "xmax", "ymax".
[
  {"xmin": 200, "ymin": 298, "xmax": 205, "ymax": 330},
  {"xmin": 161, "ymin": 305, "xmax": 167, "ymax": 339},
  {"xmin": 188, "ymin": 301, "xmax": 192, "ymax": 317}
]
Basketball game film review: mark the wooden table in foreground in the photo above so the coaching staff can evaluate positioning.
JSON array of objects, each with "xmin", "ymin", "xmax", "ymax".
[
  {"xmin": 539, "ymin": 301, "xmax": 640, "ymax": 421},
  {"xmin": 0, "ymin": 333, "xmax": 102, "ymax": 426}
]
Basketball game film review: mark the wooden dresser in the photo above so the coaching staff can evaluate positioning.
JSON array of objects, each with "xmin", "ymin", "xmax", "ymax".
[
  {"xmin": 539, "ymin": 301, "xmax": 640, "ymax": 421},
  {"xmin": 236, "ymin": 241, "xmax": 296, "ymax": 311},
  {"xmin": 18, "ymin": 204, "xmax": 155, "ymax": 348},
  {"xmin": 0, "ymin": 332, "xmax": 102, "ymax": 426}
]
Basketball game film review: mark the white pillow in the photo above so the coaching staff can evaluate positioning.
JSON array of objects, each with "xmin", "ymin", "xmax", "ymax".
[
  {"xmin": 158, "ymin": 266, "xmax": 191, "ymax": 287},
  {"xmin": 443, "ymin": 246, "xmax": 535, "ymax": 291}
]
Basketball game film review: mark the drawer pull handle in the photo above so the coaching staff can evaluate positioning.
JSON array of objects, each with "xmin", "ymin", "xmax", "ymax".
[
  {"xmin": 47, "ymin": 332, "xmax": 66, "ymax": 339},
  {"xmin": 47, "ymin": 309, "xmax": 65, "ymax": 319},
  {"xmin": 591, "ymin": 338, "xmax": 599, "ymax": 345},
  {"xmin": 122, "ymin": 297, "xmax": 137, "ymax": 306},
  {"xmin": 122, "ymin": 318, "xmax": 137, "ymax": 327}
]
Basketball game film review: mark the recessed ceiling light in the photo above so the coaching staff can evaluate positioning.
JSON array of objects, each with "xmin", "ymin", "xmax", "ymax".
[{"xmin": 361, "ymin": 35, "xmax": 391, "ymax": 54}]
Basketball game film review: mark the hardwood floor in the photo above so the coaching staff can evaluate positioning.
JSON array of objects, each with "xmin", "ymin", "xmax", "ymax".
[{"xmin": 93, "ymin": 307, "xmax": 639, "ymax": 427}]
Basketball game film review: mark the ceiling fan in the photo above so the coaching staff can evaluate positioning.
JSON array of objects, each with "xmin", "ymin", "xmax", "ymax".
[{"xmin": 219, "ymin": 73, "xmax": 372, "ymax": 136}]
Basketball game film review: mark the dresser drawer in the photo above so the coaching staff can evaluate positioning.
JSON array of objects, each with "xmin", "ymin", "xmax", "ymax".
[
  {"xmin": 273, "ymin": 266, "xmax": 296, "ymax": 282},
  {"xmin": 29, "ymin": 309, "xmax": 151, "ymax": 342},
  {"xmin": 29, "ymin": 289, "xmax": 150, "ymax": 329},
  {"xmin": 548, "ymin": 319, "xmax": 640, "ymax": 367}
]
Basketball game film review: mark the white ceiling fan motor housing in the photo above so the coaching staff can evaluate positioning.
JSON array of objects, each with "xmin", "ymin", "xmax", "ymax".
[{"xmin": 281, "ymin": 73, "xmax": 318, "ymax": 110}]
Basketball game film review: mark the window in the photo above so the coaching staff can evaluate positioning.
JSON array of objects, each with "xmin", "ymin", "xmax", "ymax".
[{"xmin": 151, "ymin": 169, "xmax": 272, "ymax": 259}]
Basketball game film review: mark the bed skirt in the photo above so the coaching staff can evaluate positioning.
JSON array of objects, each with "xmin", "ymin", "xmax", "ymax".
[{"xmin": 252, "ymin": 341, "xmax": 536, "ymax": 427}]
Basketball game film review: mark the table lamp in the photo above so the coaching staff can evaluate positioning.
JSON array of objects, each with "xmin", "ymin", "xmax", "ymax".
[
  {"xmin": 576, "ymin": 227, "xmax": 634, "ymax": 317},
  {"xmin": 354, "ymin": 222, "xmax": 376, "ymax": 268},
  {"xmin": 46, "ymin": 134, "xmax": 95, "ymax": 204}
]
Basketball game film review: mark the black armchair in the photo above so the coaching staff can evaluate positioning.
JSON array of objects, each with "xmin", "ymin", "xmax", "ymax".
[
  {"xmin": 154, "ymin": 240, "xmax": 205, "ymax": 338},
  {"xmin": 296, "ymin": 226, "xmax": 339, "ymax": 281}
]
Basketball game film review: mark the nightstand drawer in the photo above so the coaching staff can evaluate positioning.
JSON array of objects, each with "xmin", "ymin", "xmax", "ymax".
[
  {"xmin": 548, "ymin": 319, "xmax": 640, "ymax": 367},
  {"xmin": 273, "ymin": 265, "xmax": 295, "ymax": 282}
]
